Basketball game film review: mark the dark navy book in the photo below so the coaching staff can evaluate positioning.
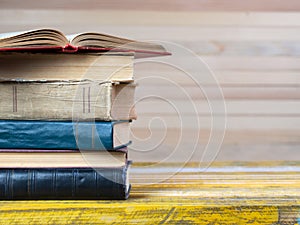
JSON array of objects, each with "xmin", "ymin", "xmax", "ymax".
[
  {"xmin": 0, "ymin": 162, "xmax": 131, "ymax": 200},
  {"xmin": 0, "ymin": 120, "xmax": 130, "ymax": 150}
]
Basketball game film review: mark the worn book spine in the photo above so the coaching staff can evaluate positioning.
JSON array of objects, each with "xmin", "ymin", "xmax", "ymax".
[
  {"xmin": 0, "ymin": 163, "xmax": 131, "ymax": 200},
  {"xmin": 0, "ymin": 120, "xmax": 129, "ymax": 150},
  {"xmin": 0, "ymin": 81, "xmax": 136, "ymax": 121},
  {"xmin": 0, "ymin": 52, "xmax": 134, "ymax": 81}
]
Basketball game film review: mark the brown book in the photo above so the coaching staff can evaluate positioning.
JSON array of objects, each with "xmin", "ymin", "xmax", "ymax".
[
  {"xmin": 0, "ymin": 81, "xmax": 136, "ymax": 120},
  {"xmin": 0, "ymin": 150, "xmax": 127, "ymax": 168},
  {"xmin": 0, "ymin": 52, "xmax": 134, "ymax": 81}
]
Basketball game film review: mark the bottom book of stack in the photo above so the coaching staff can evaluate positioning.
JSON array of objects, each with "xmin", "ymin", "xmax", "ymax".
[{"xmin": 0, "ymin": 149, "xmax": 131, "ymax": 200}]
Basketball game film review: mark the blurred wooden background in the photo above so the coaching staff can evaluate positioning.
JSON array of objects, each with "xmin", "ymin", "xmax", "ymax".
[{"xmin": 0, "ymin": 0, "xmax": 299, "ymax": 162}]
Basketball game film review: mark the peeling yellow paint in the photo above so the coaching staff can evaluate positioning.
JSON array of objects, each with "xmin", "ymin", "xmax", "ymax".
[{"xmin": 0, "ymin": 162, "xmax": 299, "ymax": 224}]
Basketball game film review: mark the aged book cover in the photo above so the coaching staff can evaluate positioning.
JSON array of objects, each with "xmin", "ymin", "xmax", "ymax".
[
  {"xmin": 0, "ymin": 120, "xmax": 131, "ymax": 150},
  {"xmin": 0, "ymin": 52, "xmax": 134, "ymax": 81},
  {"xmin": 0, "ymin": 81, "xmax": 136, "ymax": 121},
  {"xmin": 0, "ymin": 162, "xmax": 131, "ymax": 200}
]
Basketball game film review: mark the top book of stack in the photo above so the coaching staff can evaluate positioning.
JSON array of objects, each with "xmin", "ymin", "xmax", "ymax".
[
  {"xmin": 0, "ymin": 29, "xmax": 169, "ymax": 82},
  {"xmin": 0, "ymin": 28, "xmax": 170, "ymax": 57}
]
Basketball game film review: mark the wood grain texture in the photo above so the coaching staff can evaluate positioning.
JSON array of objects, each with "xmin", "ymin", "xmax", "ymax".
[
  {"xmin": 135, "ymin": 86, "xmax": 300, "ymax": 100},
  {"xmin": 2, "ymin": 25, "xmax": 300, "ymax": 42},
  {"xmin": 2, "ymin": 11, "xmax": 300, "ymax": 41},
  {"xmin": 2, "ymin": 0, "xmax": 300, "ymax": 11},
  {"xmin": 136, "ymin": 100, "xmax": 300, "ymax": 116},
  {"xmin": 129, "ymin": 129, "xmax": 300, "ymax": 162},
  {"xmin": 0, "ymin": 162, "xmax": 299, "ymax": 224},
  {"xmin": 0, "ymin": 203, "xmax": 283, "ymax": 224},
  {"xmin": 3, "ymin": 10, "xmax": 300, "ymax": 26},
  {"xmin": 133, "ymin": 115, "xmax": 300, "ymax": 129},
  {"xmin": 138, "ymin": 71, "xmax": 300, "ymax": 86}
]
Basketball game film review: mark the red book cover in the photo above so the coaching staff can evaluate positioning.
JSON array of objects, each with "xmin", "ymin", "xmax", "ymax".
[{"xmin": 0, "ymin": 45, "xmax": 171, "ymax": 58}]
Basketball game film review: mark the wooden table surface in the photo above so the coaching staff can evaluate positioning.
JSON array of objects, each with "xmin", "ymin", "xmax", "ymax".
[{"xmin": 0, "ymin": 162, "xmax": 299, "ymax": 224}]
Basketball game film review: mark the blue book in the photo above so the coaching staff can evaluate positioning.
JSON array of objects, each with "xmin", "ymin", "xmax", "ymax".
[{"xmin": 0, "ymin": 120, "xmax": 130, "ymax": 150}]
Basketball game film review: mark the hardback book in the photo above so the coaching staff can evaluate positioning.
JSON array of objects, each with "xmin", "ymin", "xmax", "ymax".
[
  {"xmin": 0, "ymin": 81, "xmax": 136, "ymax": 121},
  {"xmin": 0, "ymin": 52, "xmax": 134, "ymax": 81},
  {"xmin": 0, "ymin": 163, "xmax": 131, "ymax": 200},
  {"xmin": 0, "ymin": 28, "xmax": 169, "ymax": 58},
  {"xmin": 0, "ymin": 120, "xmax": 130, "ymax": 150},
  {"xmin": 0, "ymin": 149, "xmax": 127, "ymax": 168}
]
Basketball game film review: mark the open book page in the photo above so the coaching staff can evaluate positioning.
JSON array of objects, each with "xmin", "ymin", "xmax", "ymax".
[
  {"xmin": 0, "ymin": 29, "xmax": 169, "ymax": 56},
  {"xmin": 0, "ymin": 29, "xmax": 68, "ymax": 48},
  {"xmin": 66, "ymin": 32, "xmax": 167, "ymax": 53},
  {"xmin": 66, "ymin": 32, "xmax": 134, "ymax": 46},
  {"xmin": 0, "ymin": 30, "xmax": 32, "ymax": 40}
]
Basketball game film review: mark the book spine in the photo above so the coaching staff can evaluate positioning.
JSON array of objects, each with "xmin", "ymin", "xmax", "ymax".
[
  {"xmin": 0, "ymin": 165, "xmax": 130, "ymax": 200},
  {"xmin": 0, "ymin": 81, "xmax": 114, "ymax": 121},
  {"xmin": 0, "ymin": 53, "xmax": 134, "ymax": 83},
  {"xmin": 0, "ymin": 120, "xmax": 125, "ymax": 150}
]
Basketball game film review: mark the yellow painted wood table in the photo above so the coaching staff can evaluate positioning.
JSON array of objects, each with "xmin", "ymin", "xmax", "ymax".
[{"xmin": 0, "ymin": 162, "xmax": 299, "ymax": 224}]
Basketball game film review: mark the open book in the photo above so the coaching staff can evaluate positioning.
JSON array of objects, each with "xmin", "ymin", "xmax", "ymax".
[{"xmin": 0, "ymin": 28, "xmax": 169, "ymax": 56}]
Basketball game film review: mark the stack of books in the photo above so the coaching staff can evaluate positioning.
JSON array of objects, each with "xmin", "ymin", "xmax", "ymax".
[{"xmin": 0, "ymin": 29, "xmax": 168, "ymax": 200}]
